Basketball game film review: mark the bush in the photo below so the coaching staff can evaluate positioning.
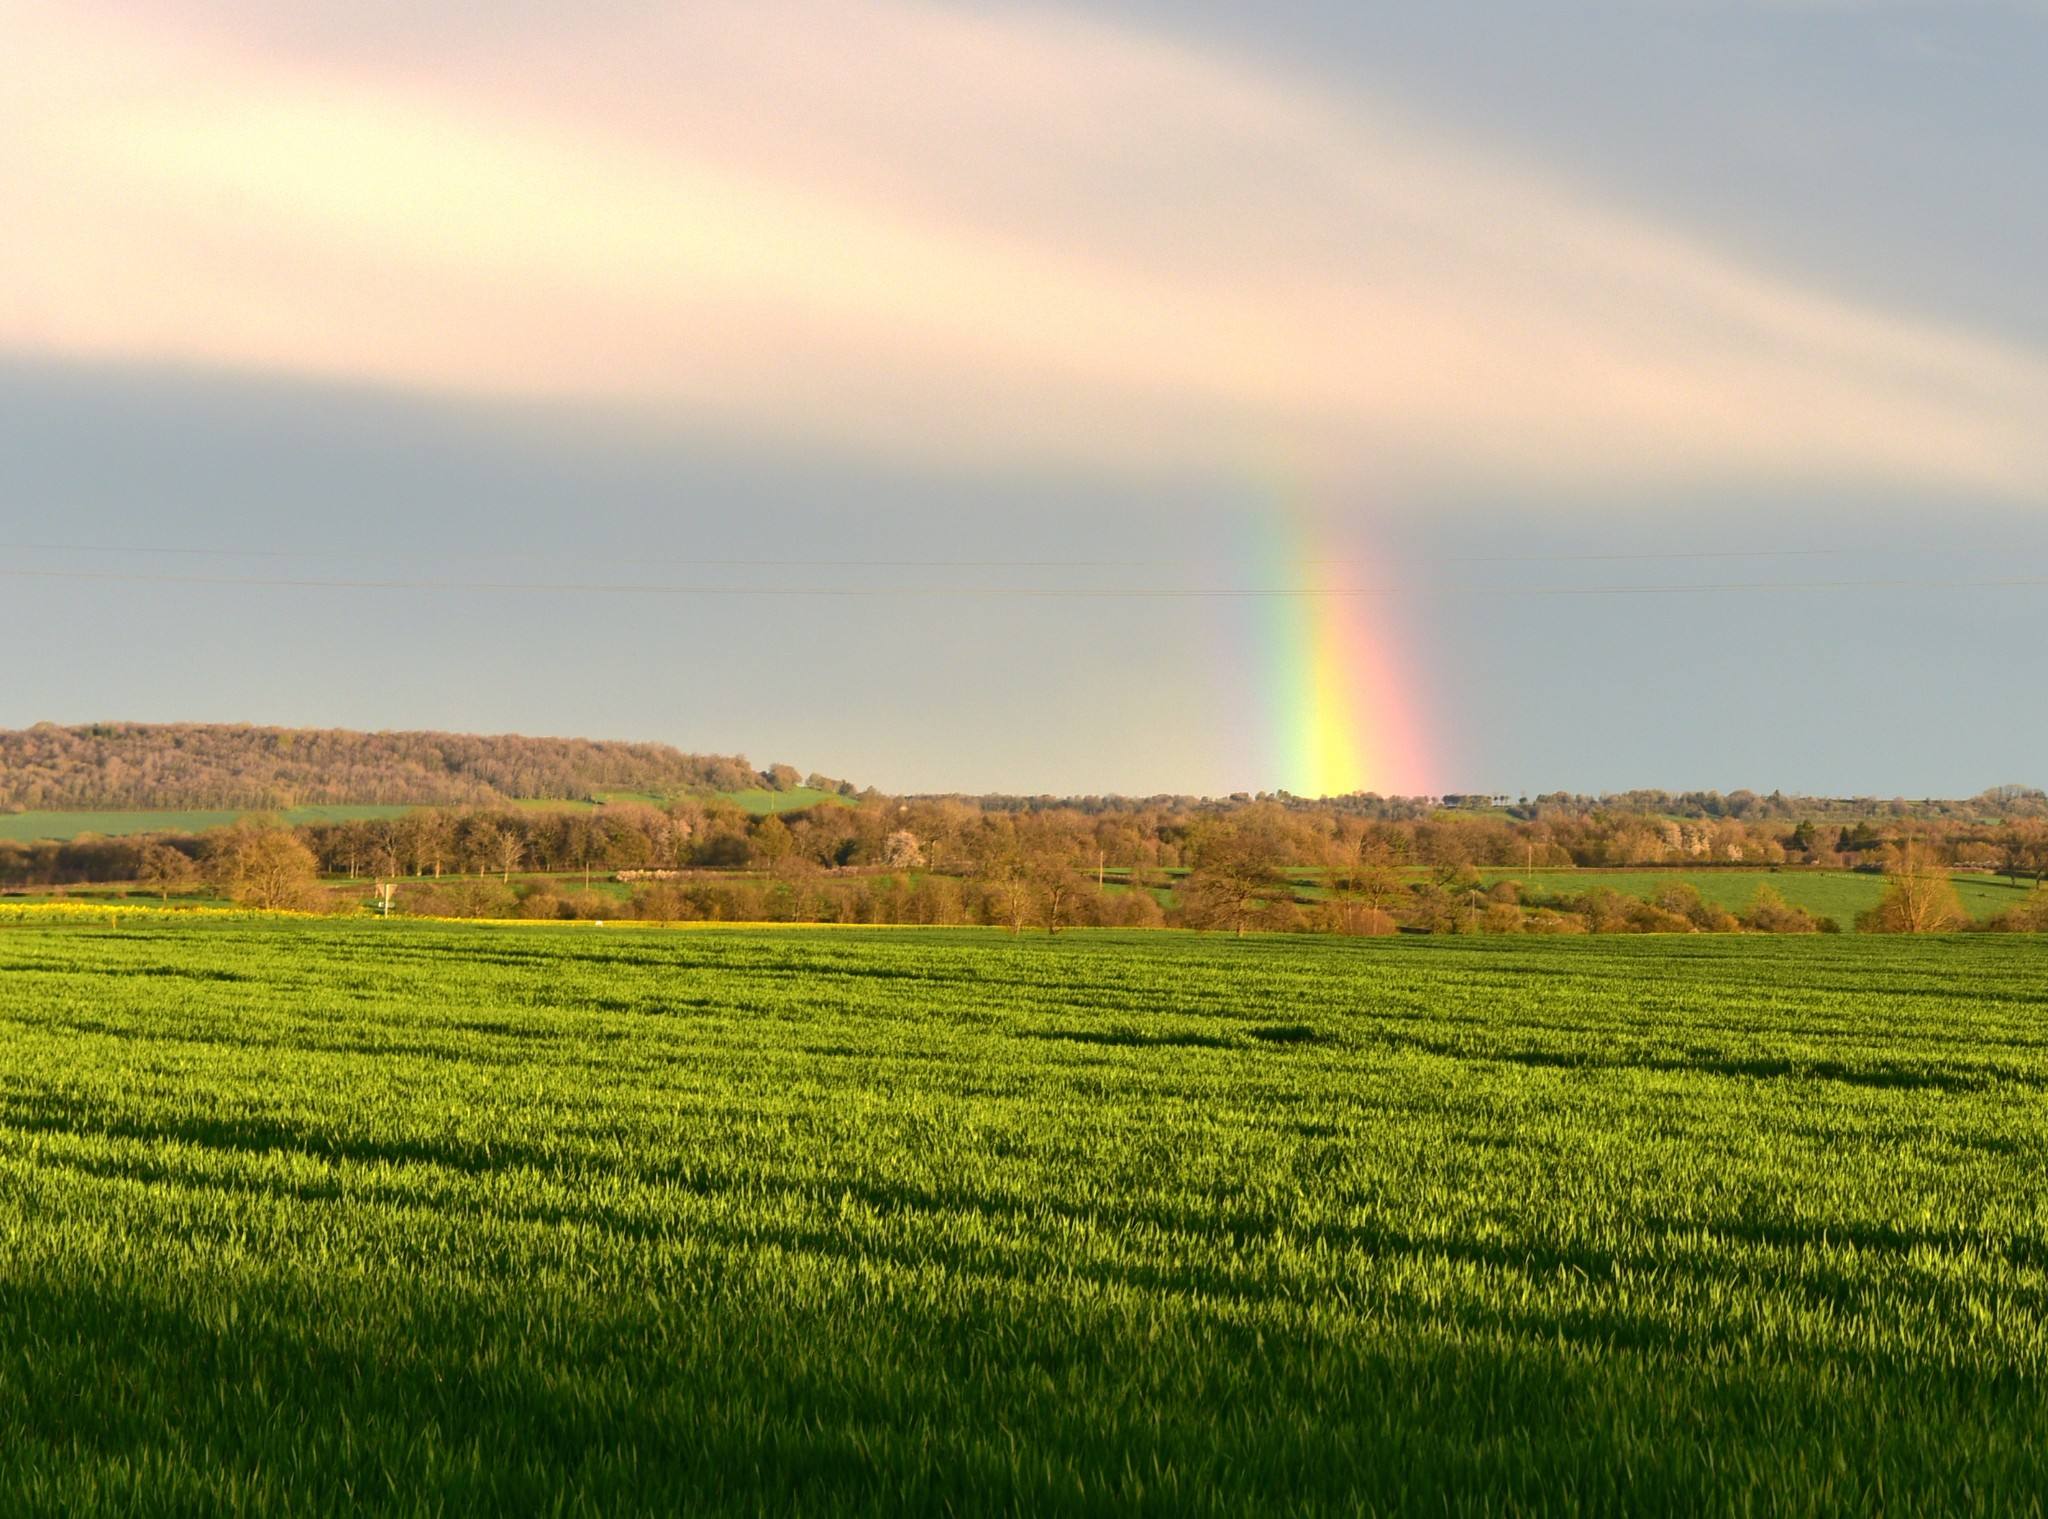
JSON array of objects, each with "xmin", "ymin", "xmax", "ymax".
[
  {"xmin": 399, "ymin": 879, "xmax": 513, "ymax": 919},
  {"xmin": 1983, "ymin": 893, "xmax": 2048, "ymax": 933},
  {"xmin": 1105, "ymin": 888, "xmax": 1165, "ymax": 929},
  {"xmin": 1857, "ymin": 873, "xmax": 1967, "ymax": 933},
  {"xmin": 631, "ymin": 882, "xmax": 695, "ymax": 923},
  {"xmin": 514, "ymin": 884, "xmax": 564, "ymax": 920},
  {"xmin": 1742, "ymin": 885, "xmax": 1821, "ymax": 934},
  {"xmin": 1625, "ymin": 904, "xmax": 1698, "ymax": 934},
  {"xmin": 1652, "ymin": 883, "xmax": 1740, "ymax": 933}
]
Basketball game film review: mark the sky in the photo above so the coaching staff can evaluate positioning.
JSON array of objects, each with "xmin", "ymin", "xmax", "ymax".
[{"xmin": 3, "ymin": 0, "xmax": 2044, "ymax": 797}]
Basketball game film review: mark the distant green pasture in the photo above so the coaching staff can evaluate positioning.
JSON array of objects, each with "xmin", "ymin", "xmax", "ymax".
[
  {"xmin": 509, "ymin": 788, "xmax": 851, "ymax": 817},
  {"xmin": 0, "ymin": 787, "xmax": 848, "ymax": 842},
  {"xmin": 0, "ymin": 805, "xmax": 416, "ymax": 843},
  {"xmin": 716, "ymin": 787, "xmax": 852, "ymax": 815},
  {"xmin": 1098, "ymin": 864, "xmax": 2036, "ymax": 931},
  {"xmin": 1474, "ymin": 868, "xmax": 2029, "ymax": 927}
]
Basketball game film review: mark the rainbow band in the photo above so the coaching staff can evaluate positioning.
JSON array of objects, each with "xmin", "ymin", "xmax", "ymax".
[{"xmin": 1253, "ymin": 503, "xmax": 1430, "ymax": 798}]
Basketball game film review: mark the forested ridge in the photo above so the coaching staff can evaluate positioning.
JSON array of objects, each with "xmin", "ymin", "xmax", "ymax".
[{"xmin": 0, "ymin": 723, "xmax": 806, "ymax": 810}]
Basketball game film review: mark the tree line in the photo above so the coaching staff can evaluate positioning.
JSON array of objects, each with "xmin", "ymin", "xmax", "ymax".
[
  {"xmin": 5, "ymin": 724, "xmax": 2041, "ymax": 828},
  {"xmin": 0, "ymin": 723, "xmax": 850, "ymax": 811},
  {"xmin": 12, "ymin": 799, "xmax": 2046, "ymax": 937},
  {"xmin": 11, "ymin": 791, "xmax": 2048, "ymax": 889}
]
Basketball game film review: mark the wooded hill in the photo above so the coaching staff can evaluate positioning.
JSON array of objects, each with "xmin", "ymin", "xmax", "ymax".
[{"xmin": 0, "ymin": 724, "xmax": 830, "ymax": 810}]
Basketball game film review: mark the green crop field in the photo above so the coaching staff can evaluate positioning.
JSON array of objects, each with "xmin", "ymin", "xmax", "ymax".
[
  {"xmin": 3, "ymin": 919, "xmax": 2047, "ymax": 1513},
  {"xmin": 482, "ymin": 787, "xmax": 852, "ymax": 818},
  {"xmin": 1471, "ymin": 867, "xmax": 2030, "ymax": 927},
  {"xmin": 0, "ymin": 786, "xmax": 846, "ymax": 841},
  {"xmin": 715, "ymin": 785, "xmax": 854, "ymax": 814},
  {"xmin": 1105, "ymin": 865, "xmax": 2031, "ymax": 931},
  {"xmin": 0, "ymin": 805, "xmax": 417, "ymax": 844}
]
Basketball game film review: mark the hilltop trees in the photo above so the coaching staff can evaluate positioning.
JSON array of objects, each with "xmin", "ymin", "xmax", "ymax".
[
  {"xmin": 10, "ymin": 730, "xmax": 2048, "ymax": 935},
  {"xmin": 0, "ymin": 724, "xmax": 797, "ymax": 810}
]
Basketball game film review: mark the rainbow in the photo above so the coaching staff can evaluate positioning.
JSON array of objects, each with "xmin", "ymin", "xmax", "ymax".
[{"xmin": 1248, "ymin": 499, "xmax": 1432, "ymax": 799}]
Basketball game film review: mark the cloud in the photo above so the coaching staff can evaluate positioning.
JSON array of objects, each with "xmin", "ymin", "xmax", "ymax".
[{"xmin": 4, "ymin": 0, "xmax": 2046, "ymax": 498}]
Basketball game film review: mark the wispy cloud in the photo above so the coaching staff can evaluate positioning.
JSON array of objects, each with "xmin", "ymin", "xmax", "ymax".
[{"xmin": 5, "ymin": 0, "xmax": 2045, "ymax": 498}]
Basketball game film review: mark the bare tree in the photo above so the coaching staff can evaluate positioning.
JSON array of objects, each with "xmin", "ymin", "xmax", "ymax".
[
  {"xmin": 1860, "ymin": 840, "xmax": 1967, "ymax": 933},
  {"xmin": 1323, "ymin": 840, "xmax": 1404, "ymax": 935},
  {"xmin": 1029, "ymin": 852, "xmax": 1085, "ymax": 936},
  {"xmin": 208, "ymin": 824, "xmax": 322, "ymax": 911},
  {"xmin": 1184, "ymin": 820, "xmax": 1283, "ymax": 937},
  {"xmin": 1999, "ymin": 820, "xmax": 2048, "ymax": 888},
  {"xmin": 986, "ymin": 856, "xmax": 1034, "ymax": 937},
  {"xmin": 137, "ymin": 841, "xmax": 197, "ymax": 903},
  {"xmin": 493, "ymin": 829, "xmax": 525, "ymax": 883}
]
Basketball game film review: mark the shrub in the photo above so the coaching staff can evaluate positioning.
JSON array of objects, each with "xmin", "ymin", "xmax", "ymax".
[
  {"xmin": 1984, "ymin": 893, "xmax": 2048, "ymax": 933},
  {"xmin": 1480, "ymin": 902, "xmax": 1525, "ymax": 934},
  {"xmin": 1742, "ymin": 885, "xmax": 1821, "ymax": 934}
]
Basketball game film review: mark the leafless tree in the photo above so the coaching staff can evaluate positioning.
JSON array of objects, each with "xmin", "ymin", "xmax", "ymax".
[
  {"xmin": 1184, "ymin": 819, "xmax": 1283, "ymax": 937},
  {"xmin": 1861, "ymin": 840, "xmax": 1967, "ymax": 933},
  {"xmin": 494, "ymin": 829, "xmax": 525, "ymax": 883},
  {"xmin": 137, "ymin": 841, "xmax": 197, "ymax": 903},
  {"xmin": 208, "ymin": 824, "xmax": 322, "ymax": 911}
]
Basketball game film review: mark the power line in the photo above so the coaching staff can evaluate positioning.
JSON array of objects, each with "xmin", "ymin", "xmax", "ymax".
[
  {"xmin": 4, "ymin": 566, "xmax": 2045, "ymax": 599},
  {"xmin": 0, "ymin": 541, "xmax": 1861, "ymax": 570}
]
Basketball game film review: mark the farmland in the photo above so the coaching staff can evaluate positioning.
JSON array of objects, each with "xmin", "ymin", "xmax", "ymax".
[
  {"xmin": 1094, "ymin": 864, "xmax": 2035, "ymax": 932},
  {"xmin": 0, "ymin": 805, "xmax": 417, "ymax": 844},
  {"xmin": 3, "ymin": 918, "xmax": 2047, "ymax": 1513},
  {"xmin": 717, "ymin": 784, "xmax": 856, "ymax": 814},
  {"xmin": 0, "ymin": 786, "xmax": 851, "ymax": 843},
  {"xmin": 1472, "ymin": 866, "xmax": 2030, "ymax": 926}
]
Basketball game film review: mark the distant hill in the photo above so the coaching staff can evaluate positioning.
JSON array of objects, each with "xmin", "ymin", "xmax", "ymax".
[{"xmin": 0, "ymin": 723, "xmax": 835, "ymax": 811}]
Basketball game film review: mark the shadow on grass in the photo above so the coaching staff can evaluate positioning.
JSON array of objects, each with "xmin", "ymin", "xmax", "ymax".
[
  {"xmin": 0, "ymin": 1093, "xmax": 563, "ymax": 1176},
  {"xmin": 1364, "ymin": 1029, "xmax": 2035, "ymax": 1093},
  {"xmin": 1247, "ymin": 1023, "xmax": 1326, "ymax": 1046},
  {"xmin": 16, "ymin": 1260, "xmax": 2048, "ymax": 1515},
  {"xmin": 1015, "ymin": 1028, "xmax": 1237, "ymax": 1050},
  {"xmin": 1015, "ymin": 1022, "xmax": 1331, "ymax": 1052}
]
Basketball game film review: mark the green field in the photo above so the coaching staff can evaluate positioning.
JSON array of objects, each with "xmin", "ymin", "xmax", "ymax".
[
  {"xmin": 0, "ymin": 805, "xmax": 418, "ymax": 844},
  {"xmin": 1102, "ymin": 865, "xmax": 2031, "ymax": 931},
  {"xmin": 715, "ymin": 785, "xmax": 853, "ymax": 814},
  {"xmin": 1473, "ymin": 867, "xmax": 2031, "ymax": 927},
  {"xmin": 3, "ymin": 920, "xmax": 2047, "ymax": 1513},
  {"xmin": 514, "ymin": 786, "xmax": 852, "ymax": 817},
  {"xmin": 2, "ymin": 788, "xmax": 849, "ymax": 841}
]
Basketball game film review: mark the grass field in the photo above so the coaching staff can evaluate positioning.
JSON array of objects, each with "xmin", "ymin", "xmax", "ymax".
[
  {"xmin": 2, "ymin": 788, "xmax": 850, "ymax": 841},
  {"xmin": 0, "ymin": 805, "xmax": 416, "ymax": 843},
  {"xmin": 3, "ymin": 919, "xmax": 2047, "ymax": 1512},
  {"xmin": 510, "ymin": 786, "xmax": 854, "ymax": 817},
  {"xmin": 1474, "ymin": 867, "xmax": 2031, "ymax": 926},
  {"xmin": 716, "ymin": 784, "xmax": 854, "ymax": 814},
  {"xmin": 1101, "ymin": 865, "xmax": 2032, "ymax": 930}
]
